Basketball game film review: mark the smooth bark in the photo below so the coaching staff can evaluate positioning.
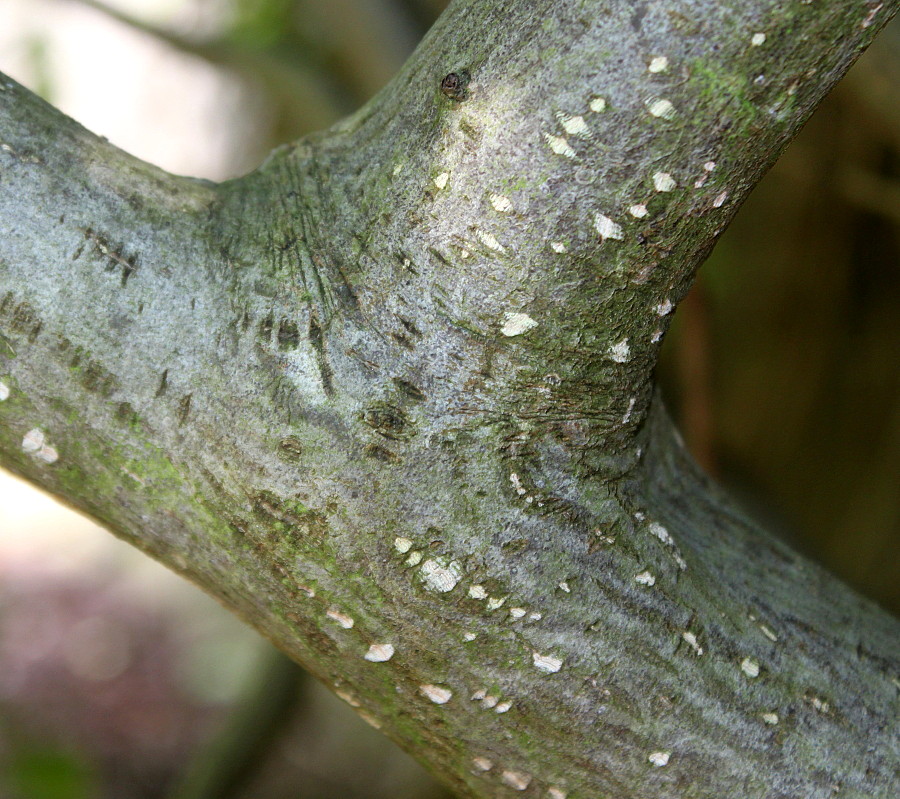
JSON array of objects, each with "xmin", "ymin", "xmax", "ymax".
[{"xmin": 1, "ymin": 1, "xmax": 898, "ymax": 797}]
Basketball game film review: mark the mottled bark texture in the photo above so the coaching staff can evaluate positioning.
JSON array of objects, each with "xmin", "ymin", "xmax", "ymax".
[{"xmin": 1, "ymin": 1, "xmax": 898, "ymax": 797}]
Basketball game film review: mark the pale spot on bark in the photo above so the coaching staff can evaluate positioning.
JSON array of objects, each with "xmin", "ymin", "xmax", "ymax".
[
  {"xmin": 628, "ymin": 204, "xmax": 648, "ymax": 218},
  {"xmin": 704, "ymin": 160, "xmax": 717, "ymax": 171},
  {"xmin": 420, "ymin": 684, "xmax": 452, "ymax": 704},
  {"xmin": 121, "ymin": 467, "xmax": 146, "ymax": 487},
  {"xmin": 556, "ymin": 112, "xmax": 591, "ymax": 137},
  {"xmin": 648, "ymin": 56, "xmax": 669, "ymax": 73},
  {"xmin": 653, "ymin": 171, "xmax": 676, "ymax": 192},
  {"xmin": 477, "ymin": 229, "xmax": 505, "ymax": 251},
  {"xmin": 490, "ymin": 193, "xmax": 512, "ymax": 212},
  {"xmin": 463, "ymin": 631, "xmax": 477, "ymax": 641},
  {"xmin": 656, "ymin": 299, "xmax": 673, "ymax": 316},
  {"xmin": 22, "ymin": 430, "xmax": 58, "ymax": 464},
  {"xmin": 543, "ymin": 133, "xmax": 576, "ymax": 158},
  {"xmin": 510, "ymin": 473, "xmax": 527, "ymax": 494},
  {"xmin": 741, "ymin": 657, "xmax": 760, "ymax": 678},
  {"xmin": 468, "ymin": 584, "xmax": 488, "ymax": 600},
  {"xmin": 406, "ymin": 551, "xmax": 423, "ymax": 566},
  {"xmin": 809, "ymin": 695, "xmax": 830, "ymax": 713},
  {"xmin": 646, "ymin": 97, "xmax": 676, "ymax": 119},
  {"xmin": 36, "ymin": 446, "xmax": 58, "ymax": 464},
  {"xmin": 649, "ymin": 751, "xmax": 671, "ymax": 767},
  {"xmin": 482, "ymin": 695, "xmax": 498, "ymax": 709},
  {"xmin": 608, "ymin": 338, "xmax": 631, "ymax": 363},
  {"xmin": 471, "ymin": 688, "xmax": 487, "ymax": 701},
  {"xmin": 336, "ymin": 689, "xmax": 360, "ymax": 707},
  {"xmin": 487, "ymin": 596, "xmax": 507, "ymax": 611},
  {"xmin": 358, "ymin": 711, "xmax": 381, "ymax": 729},
  {"xmin": 472, "ymin": 756, "xmax": 493, "ymax": 772},
  {"xmin": 682, "ymin": 631, "xmax": 704, "ymax": 655},
  {"xmin": 593, "ymin": 213, "xmax": 624, "ymax": 241},
  {"xmin": 501, "ymin": 313, "xmax": 538, "ymax": 337},
  {"xmin": 550, "ymin": 241, "xmax": 567, "ymax": 253},
  {"xmin": 22, "ymin": 428, "xmax": 45, "ymax": 453},
  {"xmin": 509, "ymin": 608, "xmax": 527, "ymax": 619},
  {"xmin": 419, "ymin": 558, "xmax": 463, "ymax": 593},
  {"xmin": 0, "ymin": 381, "xmax": 9, "ymax": 401},
  {"xmin": 394, "ymin": 537, "xmax": 413, "ymax": 553},
  {"xmin": 634, "ymin": 570, "xmax": 656, "ymax": 586},
  {"xmin": 495, "ymin": 701, "xmax": 512, "ymax": 713},
  {"xmin": 713, "ymin": 190, "xmax": 729, "ymax": 207},
  {"xmin": 533, "ymin": 652, "xmax": 563, "ymax": 673},
  {"xmin": 364, "ymin": 643, "xmax": 395, "ymax": 662},
  {"xmin": 326, "ymin": 608, "xmax": 354, "ymax": 629},
  {"xmin": 648, "ymin": 522, "xmax": 674, "ymax": 546},
  {"xmin": 548, "ymin": 788, "xmax": 568, "ymax": 799},
  {"xmin": 501, "ymin": 770, "xmax": 532, "ymax": 790},
  {"xmin": 762, "ymin": 712, "xmax": 779, "ymax": 725},
  {"xmin": 750, "ymin": 32, "xmax": 767, "ymax": 46},
  {"xmin": 588, "ymin": 96, "xmax": 607, "ymax": 113},
  {"xmin": 433, "ymin": 172, "xmax": 450, "ymax": 189},
  {"xmin": 759, "ymin": 624, "xmax": 778, "ymax": 642},
  {"xmin": 529, "ymin": 612, "xmax": 543, "ymax": 621},
  {"xmin": 558, "ymin": 581, "xmax": 570, "ymax": 593},
  {"xmin": 862, "ymin": 4, "xmax": 884, "ymax": 28}
]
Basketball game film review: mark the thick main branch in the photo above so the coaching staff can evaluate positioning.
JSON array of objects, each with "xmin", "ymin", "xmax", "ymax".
[{"xmin": 1, "ymin": 1, "xmax": 898, "ymax": 798}]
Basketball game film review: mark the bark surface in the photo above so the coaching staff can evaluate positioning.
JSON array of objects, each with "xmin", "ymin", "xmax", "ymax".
[{"xmin": 1, "ymin": 1, "xmax": 898, "ymax": 797}]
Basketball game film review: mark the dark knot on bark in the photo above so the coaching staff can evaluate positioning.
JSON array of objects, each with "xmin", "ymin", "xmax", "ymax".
[{"xmin": 440, "ymin": 70, "xmax": 470, "ymax": 101}]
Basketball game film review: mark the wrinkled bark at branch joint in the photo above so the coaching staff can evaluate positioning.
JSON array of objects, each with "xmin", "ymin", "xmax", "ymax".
[{"xmin": 1, "ymin": 1, "xmax": 899, "ymax": 798}]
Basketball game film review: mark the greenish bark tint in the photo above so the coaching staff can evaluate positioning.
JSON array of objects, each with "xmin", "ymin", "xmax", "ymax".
[{"xmin": 1, "ymin": 1, "xmax": 898, "ymax": 797}]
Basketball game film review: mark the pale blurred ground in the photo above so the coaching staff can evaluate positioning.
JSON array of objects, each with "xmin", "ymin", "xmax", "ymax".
[
  {"xmin": 0, "ymin": 470, "xmax": 262, "ymax": 698},
  {"xmin": 0, "ymin": 1, "xmax": 897, "ymax": 797}
]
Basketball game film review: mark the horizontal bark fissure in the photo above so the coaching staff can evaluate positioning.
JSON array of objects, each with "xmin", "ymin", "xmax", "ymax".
[{"xmin": 2, "ymin": 1, "xmax": 899, "ymax": 797}]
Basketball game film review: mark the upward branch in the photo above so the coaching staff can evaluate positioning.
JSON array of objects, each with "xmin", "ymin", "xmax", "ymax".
[
  {"xmin": 224, "ymin": 0, "xmax": 896, "ymax": 472},
  {"xmin": 1, "ymin": 1, "xmax": 898, "ymax": 798}
]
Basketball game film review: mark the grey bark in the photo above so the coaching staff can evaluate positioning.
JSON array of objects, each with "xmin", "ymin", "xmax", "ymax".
[{"xmin": 1, "ymin": 1, "xmax": 898, "ymax": 797}]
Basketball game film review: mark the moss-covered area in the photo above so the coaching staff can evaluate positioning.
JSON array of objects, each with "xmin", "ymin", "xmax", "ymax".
[{"xmin": 2, "ymin": 1, "xmax": 899, "ymax": 798}]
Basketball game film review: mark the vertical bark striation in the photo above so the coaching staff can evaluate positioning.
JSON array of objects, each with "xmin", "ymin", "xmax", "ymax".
[{"xmin": 1, "ymin": 1, "xmax": 898, "ymax": 797}]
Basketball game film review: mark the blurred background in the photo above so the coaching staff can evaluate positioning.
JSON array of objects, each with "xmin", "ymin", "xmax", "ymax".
[{"xmin": 0, "ymin": 1, "xmax": 897, "ymax": 797}]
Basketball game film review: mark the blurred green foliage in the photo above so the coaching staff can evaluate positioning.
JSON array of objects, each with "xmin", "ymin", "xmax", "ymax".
[
  {"xmin": 5, "ymin": 741, "xmax": 98, "ymax": 799},
  {"xmin": 227, "ymin": 0, "xmax": 295, "ymax": 49},
  {"xmin": 3, "ymin": 2, "xmax": 898, "ymax": 798}
]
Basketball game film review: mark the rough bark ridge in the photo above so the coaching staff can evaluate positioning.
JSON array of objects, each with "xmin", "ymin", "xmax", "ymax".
[{"xmin": 1, "ymin": 1, "xmax": 898, "ymax": 797}]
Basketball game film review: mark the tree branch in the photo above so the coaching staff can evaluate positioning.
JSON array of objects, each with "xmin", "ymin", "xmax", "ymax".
[{"xmin": 1, "ymin": 1, "xmax": 898, "ymax": 797}]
